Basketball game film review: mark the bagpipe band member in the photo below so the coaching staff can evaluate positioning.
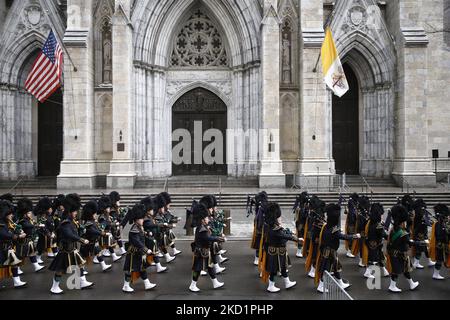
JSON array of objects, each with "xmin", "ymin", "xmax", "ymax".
[
  {"xmin": 362, "ymin": 203, "xmax": 390, "ymax": 279},
  {"xmin": 351, "ymin": 196, "xmax": 371, "ymax": 267},
  {"xmin": 293, "ymin": 192, "xmax": 308, "ymax": 258},
  {"xmin": 401, "ymin": 194, "xmax": 415, "ymax": 234},
  {"xmin": 385, "ymin": 205, "xmax": 419, "ymax": 293},
  {"xmin": 260, "ymin": 202, "xmax": 298, "ymax": 293},
  {"xmin": 98, "ymin": 196, "xmax": 122, "ymax": 262},
  {"xmin": 315, "ymin": 204, "xmax": 360, "ymax": 293},
  {"xmin": 35, "ymin": 197, "xmax": 56, "ymax": 264},
  {"xmin": 16, "ymin": 198, "xmax": 45, "ymax": 273},
  {"xmin": 210, "ymin": 196, "xmax": 230, "ymax": 257},
  {"xmin": 122, "ymin": 204, "xmax": 157, "ymax": 293},
  {"xmin": 411, "ymin": 199, "xmax": 435, "ymax": 269},
  {"xmin": 49, "ymin": 194, "xmax": 93, "ymax": 294},
  {"xmin": 251, "ymin": 191, "xmax": 268, "ymax": 266},
  {"xmin": 160, "ymin": 192, "xmax": 182, "ymax": 256},
  {"xmin": 0, "ymin": 200, "xmax": 27, "ymax": 288},
  {"xmin": 154, "ymin": 194, "xmax": 176, "ymax": 263},
  {"xmin": 344, "ymin": 193, "xmax": 359, "ymax": 258},
  {"xmin": 80, "ymin": 200, "xmax": 112, "ymax": 273},
  {"xmin": 200, "ymin": 195, "xmax": 227, "ymax": 276},
  {"xmin": 305, "ymin": 196, "xmax": 326, "ymax": 279},
  {"xmin": 109, "ymin": 191, "xmax": 127, "ymax": 256},
  {"xmin": 49, "ymin": 194, "xmax": 66, "ymax": 257},
  {"xmin": 189, "ymin": 203, "xmax": 225, "ymax": 292},
  {"xmin": 140, "ymin": 196, "xmax": 168, "ymax": 274},
  {"xmin": 429, "ymin": 204, "xmax": 450, "ymax": 280}
]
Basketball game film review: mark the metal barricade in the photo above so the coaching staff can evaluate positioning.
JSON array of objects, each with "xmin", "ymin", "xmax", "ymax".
[{"xmin": 322, "ymin": 271, "xmax": 354, "ymax": 301}]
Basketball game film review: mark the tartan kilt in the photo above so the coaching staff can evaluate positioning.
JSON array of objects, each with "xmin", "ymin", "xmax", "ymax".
[
  {"xmin": 16, "ymin": 239, "xmax": 36, "ymax": 259},
  {"xmin": 265, "ymin": 246, "xmax": 289, "ymax": 274},
  {"xmin": 389, "ymin": 251, "xmax": 413, "ymax": 275},
  {"xmin": 49, "ymin": 250, "xmax": 85, "ymax": 273},
  {"xmin": 123, "ymin": 251, "xmax": 149, "ymax": 273},
  {"xmin": 80, "ymin": 243, "xmax": 101, "ymax": 259},
  {"xmin": 36, "ymin": 234, "xmax": 54, "ymax": 253},
  {"xmin": 192, "ymin": 248, "xmax": 212, "ymax": 272}
]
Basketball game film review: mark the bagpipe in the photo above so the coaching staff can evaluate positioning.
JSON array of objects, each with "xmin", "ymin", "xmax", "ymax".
[
  {"xmin": 309, "ymin": 209, "xmax": 326, "ymax": 225},
  {"xmin": 281, "ymin": 227, "xmax": 298, "ymax": 241},
  {"xmin": 246, "ymin": 195, "xmax": 256, "ymax": 218},
  {"xmin": 4, "ymin": 221, "xmax": 24, "ymax": 266},
  {"xmin": 184, "ymin": 199, "xmax": 198, "ymax": 230}
]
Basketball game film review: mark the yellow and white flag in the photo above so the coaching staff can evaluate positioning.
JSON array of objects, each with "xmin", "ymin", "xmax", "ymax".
[{"xmin": 321, "ymin": 27, "xmax": 349, "ymax": 97}]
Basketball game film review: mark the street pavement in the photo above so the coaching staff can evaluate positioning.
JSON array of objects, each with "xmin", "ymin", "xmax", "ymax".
[{"xmin": 1, "ymin": 240, "xmax": 449, "ymax": 300}]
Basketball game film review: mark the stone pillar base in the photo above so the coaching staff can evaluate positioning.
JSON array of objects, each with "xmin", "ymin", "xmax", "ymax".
[
  {"xmin": 107, "ymin": 160, "xmax": 136, "ymax": 189},
  {"xmin": 57, "ymin": 175, "xmax": 98, "ymax": 190},
  {"xmin": 259, "ymin": 174, "xmax": 286, "ymax": 188},
  {"xmin": 392, "ymin": 174, "xmax": 436, "ymax": 188},
  {"xmin": 295, "ymin": 175, "xmax": 335, "ymax": 191},
  {"xmin": 106, "ymin": 175, "xmax": 136, "ymax": 189},
  {"xmin": 392, "ymin": 158, "xmax": 437, "ymax": 188},
  {"xmin": 57, "ymin": 161, "xmax": 100, "ymax": 189}
]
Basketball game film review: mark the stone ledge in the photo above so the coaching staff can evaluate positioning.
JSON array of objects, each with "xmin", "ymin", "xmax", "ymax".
[
  {"xmin": 302, "ymin": 28, "xmax": 325, "ymax": 48},
  {"xmin": 63, "ymin": 29, "xmax": 89, "ymax": 48},
  {"xmin": 401, "ymin": 27, "xmax": 429, "ymax": 47}
]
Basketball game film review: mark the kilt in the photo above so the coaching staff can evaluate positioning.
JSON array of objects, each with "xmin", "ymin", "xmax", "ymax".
[
  {"xmin": 49, "ymin": 249, "xmax": 86, "ymax": 273},
  {"xmin": 389, "ymin": 251, "xmax": 413, "ymax": 275},
  {"xmin": 192, "ymin": 247, "xmax": 212, "ymax": 272},
  {"xmin": 15, "ymin": 238, "xmax": 36, "ymax": 259},
  {"xmin": 123, "ymin": 250, "xmax": 149, "ymax": 273},
  {"xmin": 265, "ymin": 246, "xmax": 289, "ymax": 274}
]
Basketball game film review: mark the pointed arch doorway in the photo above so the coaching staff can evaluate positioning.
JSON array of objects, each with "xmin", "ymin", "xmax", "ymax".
[
  {"xmin": 38, "ymin": 89, "xmax": 63, "ymax": 177},
  {"xmin": 172, "ymin": 88, "xmax": 227, "ymax": 176},
  {"xmin": 332, "ymin": 63, "xmax": 359, "ymax": 175}
]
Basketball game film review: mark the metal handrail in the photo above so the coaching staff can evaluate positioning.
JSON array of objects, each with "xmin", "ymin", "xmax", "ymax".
[
  {"xmin": 5, "ymin": 176, "xmax": 26, "ymax": 196},
  {"xmin": 399, "ymin": 176, "xmax": 416, "ymax": 194},
  {"xmin": 340, "ymin": 173, "xmax": 351, "ymax": 192},
  {"xmin": 361, "ymin": 176, "xmax": 373, "ymax": 195},
  {"xmin": 323, "ymin": 271, "xmax": 354, "ymax": 300},
  {"xmin": 163, "ymin": 178, "xmax": 169, "ymax": 192},
  {"xmin": 218, "ymin": 176, "xmax": 222, "ymax": 206},
  {"xmin": 299, "ymin": 175, "xmax": 313, "ymax": 192}
]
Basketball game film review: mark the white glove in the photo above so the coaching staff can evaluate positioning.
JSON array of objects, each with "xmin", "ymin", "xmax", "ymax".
[
  {"xmin": 355, "ymin": 233, "xmax": 362, "ymax": 239},
  {"xmin": 424, "ymin": 239, "xmax": 430, "ymax": 245},
  {"xmin": 147, "ymin": 249, "xmax": 153, "ymax": 255}
]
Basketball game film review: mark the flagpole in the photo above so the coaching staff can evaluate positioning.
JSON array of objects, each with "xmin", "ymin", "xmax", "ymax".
[
  {"xmin": 40, "ymin": 5, "xmax": 78, "ymax": 72},
  {"xmin": 312, "ymin": 5, "xmax": 337, "ymax": 73},
  {"xmin": 48, "ymin": 28, "xmax": 78, "ymax": 72}
]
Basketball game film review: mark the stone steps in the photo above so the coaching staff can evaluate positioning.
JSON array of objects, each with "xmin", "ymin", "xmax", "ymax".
[
  {"xmin": 135, "ymin": 176, "xmax": 259, "ymax": 189},
  {"xmin": 344, "ymin": 175, "xmax": 397, "ymax": 188},
  {"xmin": 0, "ymin": 177, "xmax": 57, "ymax": 190},
  {"xmin": 6, "ymin": 192, "xmax": 450, "ymax": 209}
]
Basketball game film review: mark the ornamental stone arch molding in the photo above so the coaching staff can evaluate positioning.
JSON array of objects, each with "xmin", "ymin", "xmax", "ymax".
[
  {"xmin": 132, "ymin": 0, "xmax": 262, "ymax": 68},
  {"xmin": 329, "ymin": 0, "xmax": 397, "ymax": 178},
  {"xmin": 167, "ymin": 81, "xmax": 232, "ymax": 109}
]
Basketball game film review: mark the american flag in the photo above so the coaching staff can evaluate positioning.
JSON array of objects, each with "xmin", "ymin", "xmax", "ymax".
[{"xmin": 25, "ymin": 30, "xmax": 63, "ymax": 103}]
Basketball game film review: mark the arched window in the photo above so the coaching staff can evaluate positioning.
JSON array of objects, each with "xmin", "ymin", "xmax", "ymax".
[{"xmin": 170, "ymin": 8, "xmax": 229, "ymax": 68}]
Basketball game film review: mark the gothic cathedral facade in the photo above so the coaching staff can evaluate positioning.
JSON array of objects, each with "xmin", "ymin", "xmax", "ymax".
[{"xmin": 0, "ymin": 0, "xmax": 449, "ymax": 189}]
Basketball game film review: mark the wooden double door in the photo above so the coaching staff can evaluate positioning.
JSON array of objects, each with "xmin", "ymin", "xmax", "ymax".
[
  {"xmin": 332, "ymin": 64, "xmax": 360, "ymax": 175},
  {"xmin": 172, "ymin": 88, "xmax": 227, "ymax": 176},
  {"xmin": 38, "ymin": 89, "xmax": 63, "ymax": 177}
]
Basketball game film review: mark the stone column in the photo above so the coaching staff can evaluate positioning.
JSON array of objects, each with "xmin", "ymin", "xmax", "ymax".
[
  {"xmin": 0, "ymin": 0, "xmax": 6, "ymax": 34},
  {"xmin": 259, "ymin": 0, "xmax": 285, "ymax": 188},
  {"xmin": 57, "ymin": 0, "xmax": 97, "ymax": 189},
  {"xmin": 298, "ymin": 0, "xmax": 335, "ymax": 188},
  {"xmin": 106, "ymin": 0, "xmax": 136, "ymax": 188},
  {"xmin": 391, "ymin": 2, "xmax": 436, "ymax": 187}
]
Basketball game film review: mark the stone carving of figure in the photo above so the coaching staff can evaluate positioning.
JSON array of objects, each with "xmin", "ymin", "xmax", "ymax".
[
  {"xmin": 282, "ymin": 32, "xmax": 292, "ymax": 84},
  {"xmin": 102, "ymin": 22, "xmax": 112, "ymax": 84}
]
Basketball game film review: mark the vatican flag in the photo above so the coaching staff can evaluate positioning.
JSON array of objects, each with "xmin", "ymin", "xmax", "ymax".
[{"xmin": 321, "ymin": 27, "xmax": 349, "ymax": 97}]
